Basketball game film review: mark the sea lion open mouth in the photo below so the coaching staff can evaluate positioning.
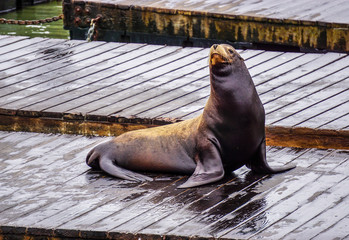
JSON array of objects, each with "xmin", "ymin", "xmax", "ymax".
[
  {"xmin": 210, "ymin": 53, "xmax": 227, "ymax": 65},
  {"xmin": 209, "ymin": 44, "xmax": 230, "ymax": 66}
]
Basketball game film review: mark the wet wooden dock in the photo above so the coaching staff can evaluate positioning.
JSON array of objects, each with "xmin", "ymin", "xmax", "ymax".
[
  {"xmin": 0, "ymin": 131, "xmax": 348, "ymax": 239},
  {"xmin": 0, "ymin": 35, "xmax": 348, "ymax": 239},
  {"xmin": 0, "ymin": 35, "xmax": 348, "ymax": 148}
]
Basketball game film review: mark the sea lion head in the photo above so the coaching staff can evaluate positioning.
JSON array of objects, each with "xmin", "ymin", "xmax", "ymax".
[{"xmin": 209, "ymin": 44, "xmax": 244, "ymax": 76}]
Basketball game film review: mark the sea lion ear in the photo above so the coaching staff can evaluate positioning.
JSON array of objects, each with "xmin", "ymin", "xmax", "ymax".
[{"xmin": 178, "ymin": 138, "xmax": 224, "ymax": 188}]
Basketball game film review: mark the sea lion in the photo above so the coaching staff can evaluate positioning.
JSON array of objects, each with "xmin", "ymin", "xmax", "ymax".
[{"xmin": 86, "ymin": 44, "xmax": 295, "ymax": 188}]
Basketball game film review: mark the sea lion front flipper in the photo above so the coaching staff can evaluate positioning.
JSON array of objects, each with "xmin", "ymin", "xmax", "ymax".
[
  {"xmin": 99, "ymin": 156, "xmax": 153, "ymax": 182},
  {"xmin": 248, "ymin": 139, "xmax": 296, "ymax": 174},
  {"xmin": 178, "ymin": 139, "xmax": 224, "ymax": 188}
]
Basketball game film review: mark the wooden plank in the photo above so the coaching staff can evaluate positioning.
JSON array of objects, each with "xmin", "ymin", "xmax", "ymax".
[
  {"xmin": 8, "ymin": 170, "xmax": 149, "ymax": 229},
  {"xmin": 311, "ymin": 215, "xmax": 349, "ymax": 240},
  {"xmin": 72, "ymin": 49, "xmax": 269, "ymax": 115},
  {"xmin": 0, "ymin": 38, "xmax": 67, "ymax": 66},
  {"xmin": 263, "ymin": 65, "xmax": 349, "ymax": 117},
  {"xmin": 163, "ymin": 97, "xmax": 206, "ymax": 119},
  {"xmin": 92, "ymin": 59, "xmax": 209, "ymax": 116},
  {"xmin": 225, "ymin": 0, "xmax": 294, "ymax": 17},
  {"xmin": 18, "ymin": 45, "xmax": 183, "ymax": 112},
  {"xmin": 0, "ymin": 133, "xmax": 55, "ymax": 174},
  {"xmin": 102, "ymin": 51, "xmax": 289, "ymax": 117},
  {"xmin": 239, "ymin": 49, "xmax": 265, "ymax": 60},
  {"xmin": 265, "ymin": 0, "xmax": 341, "ymax": 21},
  {"xmin": 244, "ymin": 51, "xmax": 284, "ymax": 70},
  {"xmin": 165, "ymin": 151, "xmax": 313, "ymax": 238},
  {"xmin": 140, "ymin": 148, "xmax": 310, "ymax": 236},
  {"xmin": 162, "ymin": 50, "xmax": 319, "ymax": 120},
  {"xmin": 219, "ymin": 152, "xmax": 348, "ymax": 239},
  {"xmin": 31, "ymin": 46, "xmax": 203, "ymax": 113},
  {"xmin": 0, "ymin": 40, "xmax": 101, "ymax": 86},
  {"xmin": 0, "ymin": 136, "xmax": 103, "ymax": 225},
  {"xmin": 249, "ymin": 177, "xmax": 349, "ymax": 239},
  {"xmin": 262, "ymin": 55, "xmax": 349, "ymax": 103},
  {"xmin": 254, "ymin": 53, "xmax": 323, "ymax": 87},
  {"xmin": 114, "ymin": 168, "xmax": 251, "ymax": 234},
  {"xmin": 257, "ymin": 52, "xmax": 347, "ymax": 96},
  {"xmin": 281, "ymin": 195, "xmax": 349, "ymax": 239},
  {"xmin": 0, "ymin": 42, "xmax": 141, "ymax": 96},
  {"xmin": 271, "ymin": 87, "xmax": 349, "ymax": 126},
  {"xmin": 0, "ymin": 35, "xmax": 10, "ymax": 40},
  {"xmin": 0, "ymin": 131, "xmax": 348, "ymax": 239},
  {"xmin": 142, "ymin": 51, "xmax": 316, "ymax": 120},
  {"xmin": 0, "ymin": 42, "xmax": 138, "ymax": 104},
  {"xmin": 1, "ymin": 111, "xmax": 347, "ymax": 150},
  {"xmin": 64, "ymin": 0, "xmax": 349, "ymax": 52},
  {"xmin": 311, "ymin": 2, "xmax": 349, "ymax": 23},
  {"xmin": 137, "ymin": 52, "xmax": 298, "ymax": 117},
  {"xmin": 0, "ymin": 37, "xmax": 348, "ymax": 146},
  {"xmin": 320, "ymin": 113, "xmax": 349, "ymax": 130},
  {"xmin": 0, "ymin": 135, "xmax": 81, "ymax": 212},
  {"xmin": 135, "ymin": 149, "xmax": 304, "ymax": 236},
  {"xmin": 84, "ymin": 59, "xmax": 209, "ymax": 116},
  {"xmin": 135, "ymin": 86, "xmax": 209, "ymax": 118},
  {"xmin": 83, "ymin": 148, "xmax": 293, "ymax": 233},
  {"xmin": 78, "ymin": 0, "xmax": 349, "ymax": 24},
  {"xmin": 53, "ymin": 176, "xmax": 181, "ymax": 230},
  {"xmin": 0, "ymin": 41, "xmax": 122, "ymax": 107},
  {"xmin": 0, "ymin": 37, "xmax": 48, "ymax": 56},
  {"xmin": 250, "ymin": 52, "xmax": 304, "ymax": 77},
  {"xmin": 0, "ymin": 36, "xmax": 29, "ymax": 48},
  {"xmin": 294, "ymin": 100, "xmax": 349, "ymax": 128},
  {"xmin": 265, "ymin": 126, "xmax": 349, "ymax": 150},
  {"xmin": 56, "ymin": 176, "xmax": 187, "ymax": 231}
]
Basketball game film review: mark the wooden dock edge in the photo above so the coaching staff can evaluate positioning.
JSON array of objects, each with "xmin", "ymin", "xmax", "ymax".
[
  {"xmin": 0, "ymin": 225, "xmax": 227, "ymax": 240},
  {"xmin": 0, "ymin": 109, "xmax": 348, "ymax": 150},
  {"xmin": 266, "ymin": 125, "xmax": 349, "ymax": 150},
  {"xmin": 63, "ymin": 0, "xmax": 349, "ymax": 52}
]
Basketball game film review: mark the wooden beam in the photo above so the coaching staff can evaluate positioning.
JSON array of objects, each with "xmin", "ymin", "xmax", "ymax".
[
  {"xmin": 0, "ymin": 109, "xmax": 348, "ymax": 150},
  {"xmin": 63, "ymin": 0, "xmax": 349, "ymax": 52}
]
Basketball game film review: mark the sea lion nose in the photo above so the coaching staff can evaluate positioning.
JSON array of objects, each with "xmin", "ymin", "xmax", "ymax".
[{"xmin": 213, "ymin": 44, "xmax": 218, "ymax": 50}]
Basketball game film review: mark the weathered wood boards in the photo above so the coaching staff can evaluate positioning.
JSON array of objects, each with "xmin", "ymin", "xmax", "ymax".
[
  {"xmin": 63, "ymin": 0, "xmax": 349, "ymax": 52},
  {"xmin": 0, "ymin": 131, "xmax": 348, "ymax": 239},
  {"xmin": 0, "ymin": 36, "xmax": 348, "ymax": 149}
]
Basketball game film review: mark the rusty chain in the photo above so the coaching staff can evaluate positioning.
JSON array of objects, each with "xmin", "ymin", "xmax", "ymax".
[
  {"xmin": 0, "ymin": 14, "xmax": 63, "ymax": 25},
  {"xmin": 86, "ymin": 16, "xmax": 101, "ymax": 42}
]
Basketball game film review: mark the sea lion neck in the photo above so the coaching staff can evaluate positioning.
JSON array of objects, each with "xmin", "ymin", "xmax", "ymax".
[
  {"xmin": 209, "ymin": 58, "xmax": 252, "ymax": 101},
  {"xmin": 207, "ymin": 44, "xmax": 256, "ymax": 111}
]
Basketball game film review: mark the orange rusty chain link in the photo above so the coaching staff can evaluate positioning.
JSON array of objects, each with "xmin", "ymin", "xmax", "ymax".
[{"xmin": 0, "ymin": 14, "xmax": 63, "ymax": 25}]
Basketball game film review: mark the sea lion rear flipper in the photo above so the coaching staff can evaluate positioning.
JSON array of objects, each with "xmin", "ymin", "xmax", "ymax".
[
  {"xmin": 178, "ymin": 139, "xmax": 224, "ymax": 188},
  {"xmin": 248, "ymin": 139, "xmax": 296, "ymax": 174},
  {"xmin": 99, "ymin": 156, "xmax": 153, "ymax": 182}
]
